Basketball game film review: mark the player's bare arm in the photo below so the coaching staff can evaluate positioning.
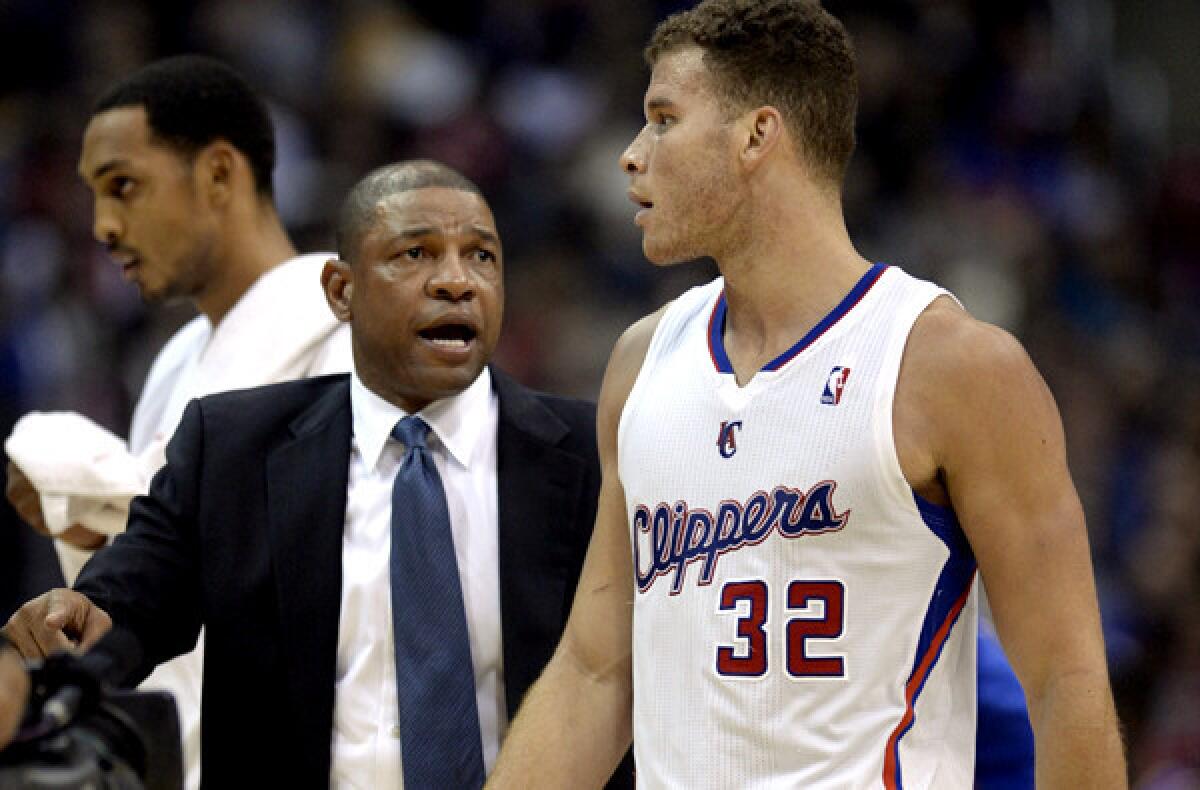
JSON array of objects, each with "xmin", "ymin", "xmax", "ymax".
[
  {"xmin": 487, "ymin": 308, "xmax": 665, "ymax": 789},
  {"xmin": 895, "ymin": 296, "xmax": 1126, "ymax": 787}
]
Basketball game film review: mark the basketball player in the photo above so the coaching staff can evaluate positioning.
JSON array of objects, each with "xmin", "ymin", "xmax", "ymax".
[{"xmin": 487, "ymin": 1, "xmax": 1125, "ymax": 786}]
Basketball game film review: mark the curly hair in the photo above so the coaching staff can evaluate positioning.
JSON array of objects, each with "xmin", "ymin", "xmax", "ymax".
[
  {"xmin": 646, "ymin": 0, "xmax": 857, "ymax": 186},
  {"xmin": 95, "ymin": 55, "xmax": 277, "ymax": 198}
]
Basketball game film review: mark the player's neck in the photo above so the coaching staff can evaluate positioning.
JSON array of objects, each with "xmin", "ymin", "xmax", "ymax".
[
  {"xmin": 714, "ymin": 192, "xmax": 870, "ymax": 382},
  {"xmin": 195, "ymin": 203, "xmax": 297, "ymax": 327}
]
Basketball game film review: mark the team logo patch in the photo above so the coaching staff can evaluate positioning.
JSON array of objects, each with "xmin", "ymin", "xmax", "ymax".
[
  {"xmin": 716, "ymin": 420, "xmax": 743, "ymax": 458},
  {"xmin": 821, "ymin": 366, "xmax": 852, "ymax": 405}
]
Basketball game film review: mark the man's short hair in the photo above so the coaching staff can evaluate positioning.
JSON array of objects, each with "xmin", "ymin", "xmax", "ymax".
[
  {"xmin": 336, "ymin": 160, "xmax": 484, "ymax": 264},
  {"xmin": 646, "ymin": 0, "xmax": 857, "ymax": 186},
  {"xmin": 94, "ymin": 55, "xmax": 277, "ymax": 197}
]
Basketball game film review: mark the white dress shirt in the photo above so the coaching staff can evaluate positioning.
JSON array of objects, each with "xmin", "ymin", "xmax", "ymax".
[{"xmin": 330, "ymin": 367, "xmax": 504, "ymax": 790}]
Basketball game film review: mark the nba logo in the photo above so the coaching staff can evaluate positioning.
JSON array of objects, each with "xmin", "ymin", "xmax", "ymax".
[
  {"xmin": 716, "ymin": 420, "xmax": 743, "ymax": 458},
  {"xmin": 821, "ymin": 367, "xmax": 851, "ymax": 405}
]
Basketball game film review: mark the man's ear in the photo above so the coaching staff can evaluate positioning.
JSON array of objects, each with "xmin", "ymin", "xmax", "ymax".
[
  {"xmin": 195, "ymin": 141, "xmax": 238, "ymax": 209},
  {"xmin": 322, "ymin": 258, "xmax": 354, "ymax": 322},
  {"xmin": 739, "ymin": 106, "xmax": 785, "ymax": 171}
]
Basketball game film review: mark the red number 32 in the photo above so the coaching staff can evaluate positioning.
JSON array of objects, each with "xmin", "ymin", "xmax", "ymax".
[{"xmin": 716, "ymin": 579, "xmax": 845, "ymax": 678}]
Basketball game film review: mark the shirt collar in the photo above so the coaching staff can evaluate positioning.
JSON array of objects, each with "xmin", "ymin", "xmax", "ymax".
[{"xmin": 351, "ymin": 366, "xmax": 493, "ymax": 472}]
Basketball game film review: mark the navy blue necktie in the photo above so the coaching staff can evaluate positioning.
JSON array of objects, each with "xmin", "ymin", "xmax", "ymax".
[{"xmin": 390, "ymin": 415, "xmax": 485, "ymax": 789}]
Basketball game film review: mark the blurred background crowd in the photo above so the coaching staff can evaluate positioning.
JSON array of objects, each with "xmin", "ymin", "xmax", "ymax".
[{"xmin": 0, "ymin": 0, "xmax": 1195, "ymax": 784}]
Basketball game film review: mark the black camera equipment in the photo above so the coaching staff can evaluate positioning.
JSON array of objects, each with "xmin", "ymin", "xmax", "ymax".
[{"xmin": 0, "ymin": 629, "xmax": 182, "ymax": 790}]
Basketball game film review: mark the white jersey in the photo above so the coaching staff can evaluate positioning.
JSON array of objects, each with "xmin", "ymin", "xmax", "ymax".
[{"xmin": 619, "ymin": 265, "xmax": 978, "ymax": 789}]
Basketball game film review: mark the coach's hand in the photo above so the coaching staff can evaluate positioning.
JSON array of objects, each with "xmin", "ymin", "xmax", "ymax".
[
  {"xmin": 2, "ymin": 589, "xmax": 112, "ymax": 660},
  {"xmin": 6, "ymin": 462, "xmax": 106, "ymax": 549},
  {"xmin": 0, "ymin": 640, "xmax": 29, "ymax": 749}
]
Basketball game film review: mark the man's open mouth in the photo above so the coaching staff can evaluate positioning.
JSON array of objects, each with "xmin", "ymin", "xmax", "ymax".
[{"xmin": 418, "ymin": 323, "xmax": 477, "ymax": 349}]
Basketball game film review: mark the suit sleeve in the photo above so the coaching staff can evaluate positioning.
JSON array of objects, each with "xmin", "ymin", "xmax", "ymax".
[{"xmin": 73, "ymin": 399, "xmax": 207, "ymax": 686}]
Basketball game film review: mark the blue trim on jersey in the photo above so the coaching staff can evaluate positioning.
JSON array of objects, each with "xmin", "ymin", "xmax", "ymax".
[
  {"xmin": 908, "ymin": 493, "xmax": 975, "ymax": 676},
  {"xmin": 708, "ymin": 295, "xmax": 734, "ymax": 373},
  {"xmin": 707, "ymin": 263, "xmax": 889, "ymax": 375},
  {"xmin": 890, "ymin": 492, "xmax": 977, "ymax": 789}
]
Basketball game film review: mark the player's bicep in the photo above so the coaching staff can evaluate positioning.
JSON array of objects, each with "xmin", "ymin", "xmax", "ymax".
[{"xmin": 938, "ymin": 328, "xmax": 1105, "ymax": 700}]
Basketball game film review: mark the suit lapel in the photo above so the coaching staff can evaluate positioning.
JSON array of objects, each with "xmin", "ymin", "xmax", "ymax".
[
  {"xmin": 492, "ymin": 368, "xmax": 588, "ymax": 718},
  {"xmin": 266, "ymin": 377, "xmax": 352, "ymax": 769}
]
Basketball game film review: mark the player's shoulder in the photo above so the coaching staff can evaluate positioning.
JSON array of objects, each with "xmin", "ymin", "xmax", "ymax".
[
  {"xmin": 908, "ymin": 296, "xmax": 1035, "ymax": 384},
  {"xmin": 145, "ymin": 315, "xmax": 210, "ymax": 373},
  {"xmin": 611, "ymin": 306, "xmax": 669, "ymax": 370},
  {"xmin": 901, "ymin": 296, "xmax": 1049, "ymax": 426},
  {"xmin": 602, "ymin": 305, "xmax": 669, "ymax": 406},
  {"xmin": 606, "ymin": 276, "xmax": 722, "ymax": 379}
]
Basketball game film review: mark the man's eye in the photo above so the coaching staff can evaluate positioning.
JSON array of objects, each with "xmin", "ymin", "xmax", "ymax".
[
  {"xmin": 108, "ymin": 177, "xmax": 134, "ymax": 198},
  {"xmin": 403, "ymin": 247, "xmax": 424, "ymax": 260},
  {"xmin": 475, "ymin": 249, "xmax": 496, "ymax": 263}
]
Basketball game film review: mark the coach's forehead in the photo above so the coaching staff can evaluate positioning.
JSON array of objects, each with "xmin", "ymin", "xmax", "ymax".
[{"xmin": 363, "ymin": 187, "xmax": 497, "ymax": 243}]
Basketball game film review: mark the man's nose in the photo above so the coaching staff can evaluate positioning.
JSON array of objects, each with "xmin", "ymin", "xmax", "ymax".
[
  {"xmin": 620, "ymin": 128, "xmax": 648, "ymax": 174},
  {"xmin": 92, "ymin": 207, "xmax": 121, "ymax": 247},
  {"xmin": 428, "ymin": 253, "xmax": 475, "ymax": 301}
]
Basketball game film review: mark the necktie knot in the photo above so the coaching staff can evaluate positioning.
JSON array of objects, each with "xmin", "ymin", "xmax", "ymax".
[{"xmin": 391, "ymin": 415, "xmax": 430, "ymax": 451}]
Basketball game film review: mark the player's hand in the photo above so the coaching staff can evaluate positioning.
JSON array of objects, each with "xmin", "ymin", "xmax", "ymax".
[
  {"xmin": 1, "ymin": 589, "xmax": 113, "ymax": 660},
  {"xmin": 5, "ymin": 461, "xmax": 46, "ymax": 534},
  {"xmin": 0, "ymin": 642, "xmax": 29, "ymax": 749},
  {"xmin": 5, "ymin": 461, "xmax": 106, "ymax": 549},
  {"xmin": 0, "ymin": 644, "xmax": 29, "ymax": 748}
]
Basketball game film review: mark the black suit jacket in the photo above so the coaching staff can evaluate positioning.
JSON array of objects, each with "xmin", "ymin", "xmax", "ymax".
[{"xmin": 75, "ymin": 368, "xmax": 633, "ymax": 788}]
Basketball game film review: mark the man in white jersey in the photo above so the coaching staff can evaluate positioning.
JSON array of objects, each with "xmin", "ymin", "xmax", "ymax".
[
  {"xmin": 3, "ymin": 56, "xmax": 349, "ymax": 788},
  {"xmin": 489, "ymin": 1, "xmax": 1125, "ymax": 787}
]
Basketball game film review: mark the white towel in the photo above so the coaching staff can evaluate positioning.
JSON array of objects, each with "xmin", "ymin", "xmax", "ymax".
[{"xmin": 4, "ymin": 412, "xmax": 151, "ymax": 536}]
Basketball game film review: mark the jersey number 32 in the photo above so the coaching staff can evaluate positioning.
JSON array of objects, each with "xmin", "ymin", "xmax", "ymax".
[{"xmin": 716, "ymin": 579, "xmax": 845, "ymax": 678}]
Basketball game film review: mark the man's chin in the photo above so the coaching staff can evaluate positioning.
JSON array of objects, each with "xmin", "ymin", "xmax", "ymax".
[
  {"xmin": 642, "ymin": 238, "xmax": 698, "ymax": 267},
  {"xmin": 138, "ymin": 287, "xmax": 186, "ymax": 308},
  {"xmin": 129, "ymin": 274, "xmax": 177, "ymax": 305},
  {"xmin": 135, "ymin": 284, "xmax": 165, "ymax": 304},
  {"xmin": 423, "ymin": 358, "xmax": 487, "ymax": 395}
]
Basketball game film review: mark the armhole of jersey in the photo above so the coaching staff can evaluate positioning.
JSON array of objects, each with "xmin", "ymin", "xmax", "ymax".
[
  {"xmin": 870, "ymin": 277, "xmax": 959, "ymax": 517},
  {"xmin": 617, "ymin": 280, "xmax": 722, "ymax": 478},
  {"xmin": 617, "ymin": 307, "xmax": 672, "ymax": 477}
]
